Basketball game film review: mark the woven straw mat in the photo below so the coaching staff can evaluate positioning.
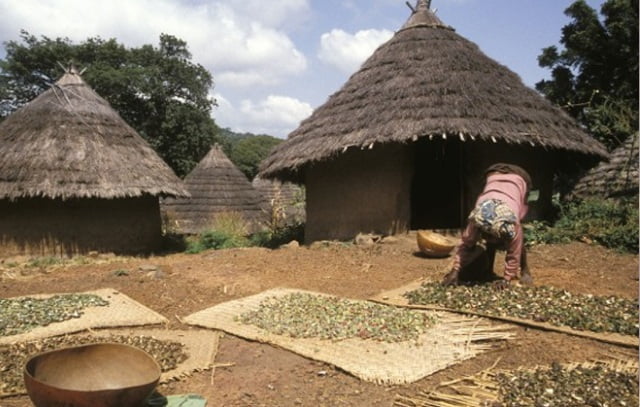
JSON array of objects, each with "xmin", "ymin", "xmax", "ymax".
[
  {"xmin": 1, "ymin": 288, "xmax": 168, "ymax": 345},
  {"xmin": 370, "ymin": 278, "xmax": 638, "ymax": 348},
  {"xmin": 60, "ymin": 328, "xmax": 220, "ymax": 383},
  {"xmin": 184, "ymin": 288, "xmax": 514, "ymax": 384}
]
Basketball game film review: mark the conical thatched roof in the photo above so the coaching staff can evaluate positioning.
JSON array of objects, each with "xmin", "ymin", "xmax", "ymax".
[
  {"xmin": 162, "ymin": 144, "xmax": 265, "ymax": 234},
  {"xmin": 259, "ymin": 0, "xmax": 608, "ymax": 183},
  {"xmin": 569, "ymin": 133, "xmax": 639, "ymax": 199},
  {"xmin": 0, "ymin": 67, "xmax": 188, "ymax": 200}
]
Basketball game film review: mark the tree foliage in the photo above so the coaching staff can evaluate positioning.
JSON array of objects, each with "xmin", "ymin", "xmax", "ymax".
[
  {"xmin": 0, "ymin": 31, "xmax": 219, "ymax": 177},
  {"xmin": 219, "ymin": 128, "xmax": 282, "ymax": 180},
  {"xmin": 536, "ymin": 0, "xmax": 638, "ymax": 149}
]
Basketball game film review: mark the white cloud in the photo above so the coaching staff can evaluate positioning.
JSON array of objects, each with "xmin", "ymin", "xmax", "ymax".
[
  {"xmin": 318, "ymin": 28, "xmax": 393, "ymax": 73},
  {"xmin": 223, "ymin": 0, "xmax": 310, "ymax": 28},
  {"xmin": 0, "ymin": 0, "xmax": 308, "ymax": 88},
  {"xmin": 214, "ymin": 93, "xmax": 312, "ymax": 138}
]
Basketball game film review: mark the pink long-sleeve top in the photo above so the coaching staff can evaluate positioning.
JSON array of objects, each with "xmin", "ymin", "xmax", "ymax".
[{"xmin": 453, "ymin": 173, "xmax": 529, "ymax": 280}]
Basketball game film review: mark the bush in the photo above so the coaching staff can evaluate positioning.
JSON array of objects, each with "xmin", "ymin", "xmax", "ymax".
[
  {"xmin": 185, "ymin": 212, "xmax": 251, "ymax": 253},
  {"xmin": 524, "ymin": 197, "xmax": 638, "ymax": 253},
  {"xmin": 186, "ymin": 230, "xmax": 249, "ymax": 253},
  {"xmin": 250, "ymin": 222, "xmax": 305, "ymax": 249}
]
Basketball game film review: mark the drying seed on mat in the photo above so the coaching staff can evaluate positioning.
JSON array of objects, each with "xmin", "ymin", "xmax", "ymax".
[
  {"xmin": 404, "ymin": 283, "xmax": 639, "ymax": 336},
  {"xmin": 0, "ymin": 294, "xmax": 109, "ymax": 337},
  {"xmin": 396, "ymin": 361, "xmax": 638, "ymax": 407},
  {"xmin": 495, "ymin": 362, "xmax": 638, "ymax": 407},
  {"xmin": 237, "ymin": 292, "xmax": 437, "ymax": 342}
]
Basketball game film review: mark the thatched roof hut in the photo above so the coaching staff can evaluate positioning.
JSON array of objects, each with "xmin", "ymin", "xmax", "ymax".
[
  {"xmin": 162, "ymin": 144, "xmax": 265, "ymax": 234},
  {"xmin": 252, "ymin": 176, "xmax": 305, "ymax": 226},
  {"xmin": 569, "ymin": 133, "xmax": 638, "ymax": 200},
  {"xmin": 258, "ymin": 0, "xmax": 608, "ymax": 242},
  {"xmin": 0, "ymin": 66, "xmax": 189, "ymax": 256}
]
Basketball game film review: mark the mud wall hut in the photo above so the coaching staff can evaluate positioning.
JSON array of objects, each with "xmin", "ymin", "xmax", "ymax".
[
  {"xmin": 258, "ymin": 0, "xmax": 608, "ymax": 243},
  {"xmin": 252, "ymin": 176, "xmax": 305, "ymax": 226},
  {"xmin": 162, "ymin": 144, "xmax": 265, "ymax": 234},
  {"xmin": 0, "ymin": 67, "xmax": 189, "ymax": 256}
]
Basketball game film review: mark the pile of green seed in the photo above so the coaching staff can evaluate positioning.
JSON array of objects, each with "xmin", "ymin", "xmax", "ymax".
[
  {"xmin": 404, "ymin": 283, "xmax": 639, "ymax": 336},
  {"xmin": 237, "ymin": 292, "xmax": 437, "ymax": 342},
  {"xmin": 0, "ymin": 294, "xmax": 109, "ymax": 337},
  {"xmin": 0, "ymin": 334, "xmax": 188, "ymax": 396},
  {"xmin": 495, "ymin": 362, "xmax": 638, "ymax": 406}
]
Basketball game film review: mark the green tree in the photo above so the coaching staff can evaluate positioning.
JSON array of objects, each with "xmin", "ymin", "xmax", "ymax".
[
  {"xmin": 0, "ymin": 31, "xmax": 218, "ymax": 177},
  {"xmin": 228, "ymin": 134, "xmax": 282, "ymax": 180},
  {"xmin": 536, "ymin": 0, "xmax": 638, "ymax": 149}
]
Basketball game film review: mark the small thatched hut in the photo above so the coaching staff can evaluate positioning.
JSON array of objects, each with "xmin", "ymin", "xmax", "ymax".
[
  {"xmin": 0, "ymin": 67, "xmax": 189, "ymax": 256},
  {"xmin": 162, "ymin": 144, "xmax": 265, "ymax": 234},
  {"xmin": 569, "ymin": 133, "xmax": 638, "ymax": 200},
  {"xmin": 259, "ymin": 0, "xmax": 608, "ymax": 243},
  {"xmin": 252, "ymin": 176, "xmax": 305, "ymax": 226}
]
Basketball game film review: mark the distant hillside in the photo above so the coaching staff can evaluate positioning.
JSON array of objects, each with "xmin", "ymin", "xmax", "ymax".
[{"xmin": 218, "ymin": 128, "xmax": 283, "ymax": 180}]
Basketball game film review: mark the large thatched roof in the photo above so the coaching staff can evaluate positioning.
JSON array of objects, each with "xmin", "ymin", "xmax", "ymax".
[
  {"xmin": 0, "ymin": 67, "xmax": 189, "ymax": 200},
  {"xmin": 570, "ymin": 133, "xmax": 638, "ymax": 200},
  {"xmin": 162, "ymin": 144, "xmax": 265, "ymax": 234},
  {"xmin": 259, "ymin": 0, "xmax": 608, "ymax": 183}
]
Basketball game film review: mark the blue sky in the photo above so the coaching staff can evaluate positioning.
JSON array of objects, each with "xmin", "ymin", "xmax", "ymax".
[{"xmin": 0, "ymin": 0, "xmax": 606, "ymax": 138}]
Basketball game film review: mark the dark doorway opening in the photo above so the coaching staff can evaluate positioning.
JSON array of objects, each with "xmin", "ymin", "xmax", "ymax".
[{"xmin": 410, "ymin": 139, "xmax": 464, "ymax": 230}]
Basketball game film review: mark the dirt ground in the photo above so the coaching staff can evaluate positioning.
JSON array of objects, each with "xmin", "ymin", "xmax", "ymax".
[{"xmin": 1, "ymin": 233, "xmax": 638, "ymax": 407}]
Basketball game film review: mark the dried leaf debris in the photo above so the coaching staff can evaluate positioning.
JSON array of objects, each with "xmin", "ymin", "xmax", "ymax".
[
  {"xmin": 0, "ymin": 294, "xmax": 109, "ymax": 337},
  {"xmin": 237, "ymin": 292, "xmax": 437, "ymax": 342},
  {"xmin": 404, "ymin": 283, "xmax": 639, "ymax": 336},
  {"xmin": 395, "ymin": 360, "xmax": 639, "ymax": 407}
]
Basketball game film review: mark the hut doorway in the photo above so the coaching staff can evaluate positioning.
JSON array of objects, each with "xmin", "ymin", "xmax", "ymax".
[{"xmin": 410, "ymin": 140, "xmax": 464, "ymax": 230}]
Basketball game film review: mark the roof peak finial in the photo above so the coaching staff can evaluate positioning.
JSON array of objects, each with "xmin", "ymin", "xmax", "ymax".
[
  {"xmin": 402, "ymin": 0, "xmax": 449, "ymax": 30},
  {"xmin": 418, "ymin": 0, "xmax": 432, "ymax": 11},
  {"xmin": 405, "ymin": 0, "xmax": 433, "ymax": 14}
]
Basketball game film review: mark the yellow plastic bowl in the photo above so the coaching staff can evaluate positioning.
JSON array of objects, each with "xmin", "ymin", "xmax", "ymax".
[{"xmin": 416, "ymin": 230, "xmax": 457, "ymax": 257}]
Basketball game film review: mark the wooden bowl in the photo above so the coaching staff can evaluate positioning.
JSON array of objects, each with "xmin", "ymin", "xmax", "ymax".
[
  {"xmin": 24, "ymin": 343, "xmax": 161, "ymax": 407},
  {"xmin": 416, "ymin": 230, "xmax": 457, "ymax": 257}
]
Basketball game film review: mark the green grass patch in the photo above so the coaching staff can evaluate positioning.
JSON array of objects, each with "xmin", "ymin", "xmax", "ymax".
[{"xmin": 524, "ymin": 197, "xmax": 638, "ymax": 253}]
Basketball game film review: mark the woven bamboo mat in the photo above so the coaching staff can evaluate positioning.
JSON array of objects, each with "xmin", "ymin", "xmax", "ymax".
[
  {"xmin": 0, "ymin": 328, "xmax": 220, "ymax": 398},
  {"xmin": 395, "ymin": 357, "xmax": 639, "ymax": 407},
  {"xmin": 74, "ymin": 328, "xmax": 220, "ymax": 383},
  {"xmin": 370, "ymin": 278, "xmax": 638, "ymax": 348},
  {"xmin": 184, "ymin": 288, "xmax": 514, "ymax": 385},
  {"xmin": 0, "ymin": 288, "xmax": 168, "ymax": 345}
]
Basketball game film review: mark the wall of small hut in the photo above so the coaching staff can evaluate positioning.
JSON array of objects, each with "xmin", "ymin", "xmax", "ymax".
[
  {"xmin": 304, "ymin": 140, "xmax": 557, "ymax": 243},
  {"xmin": 305, "ymin": 144, "xmax": 413, "ymax": 242},
  {"xmin": 0, "ymin": 196, "xmax": 162, "ymax": 256}
]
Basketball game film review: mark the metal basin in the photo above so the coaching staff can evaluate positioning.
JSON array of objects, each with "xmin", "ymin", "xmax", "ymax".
[{"xmin": 24, "ymin": 343, "xmax": 161, "ymax": 407}]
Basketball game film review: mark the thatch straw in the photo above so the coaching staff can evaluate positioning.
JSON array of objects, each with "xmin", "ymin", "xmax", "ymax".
[
  {"xmin": 569, "ymin": 133, "xmax": 639, "ymax": 199},
  {"xmin": 394, "ymin": 357, "xmax": 639, "ymax": 407},
  {"xmin": 259, "ymin": 0, "xmax": 608, "ymax": 183},
  {"xmin": 162, "ymin": 144, "xmax": 265, "ymax": 234},
  {"xmin": 0, "ymin": 66, "xmax": 189, "ymax": 200}
]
